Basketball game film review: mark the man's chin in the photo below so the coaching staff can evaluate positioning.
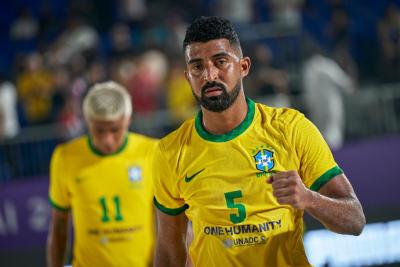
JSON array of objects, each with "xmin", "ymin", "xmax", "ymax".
[
  {"xmin": 201, "ymin": 101, "xmax": 228, "ymax": 112},
  {"xmin": 99, "ymin": 147, "xmax": 117, "ymax": 154}
]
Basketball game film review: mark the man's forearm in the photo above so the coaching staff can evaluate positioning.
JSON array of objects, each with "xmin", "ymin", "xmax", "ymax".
[
  {"xmin": 305, "ymin": 191, "xmax": 365, "ymax": 235},
  {"xmin": 47, "ymin": 231, "xmax": 68, "ymax": 267},
  {"xmin": 47, "ymin": 210, "xmax": 69, "ymax": 267},
  {"xmin": 154, "ymin": 244, "xmax": 187, "ymax": 267}
]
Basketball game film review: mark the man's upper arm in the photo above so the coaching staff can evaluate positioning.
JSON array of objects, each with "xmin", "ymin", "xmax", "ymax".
[
  {"xmin": 155, "ymin": 210, "xmax": 188, "ymax": 267},
  {"xmin": 152, "ymin": 142, "xmax": 186, "ymax": 212},
  {"xmin": 49, "ymin": 145, "xmax": 71, "ymax": 210},
  {"xmin": 318, "ymin": 173, "xmax": 358, "ymax": 200},
  {"xmin": 156, "ymin": 210, "xmax": 188, "ymax": 243},
  {"xmin": 49, "ymin": 208, "xmax": 70, "ymax": 232},
  {"xmin": 289, "ymin": 112, "xmax": 342, "ymax": 189},
  {"xmin": 152, "ymin": 138, "xmax": 192, "ymax": 267}
]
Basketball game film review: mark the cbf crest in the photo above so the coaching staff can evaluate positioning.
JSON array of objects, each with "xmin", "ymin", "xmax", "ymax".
[
  {"xmin": 128, "ymin": 166, "xmax": 142, "ymax": 182},
  {"xmin": 254, "ymin": 149, "xmax": 274, "ymax": 172}
]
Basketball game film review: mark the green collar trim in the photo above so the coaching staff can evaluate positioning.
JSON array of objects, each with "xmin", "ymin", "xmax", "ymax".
[
  {"xmin": 88, "ymin": 135, "xmax": 128, "ymax": 157},
  {"xmin": 195, "ymin": 98, "xmax": 255, "ymax": 142}
]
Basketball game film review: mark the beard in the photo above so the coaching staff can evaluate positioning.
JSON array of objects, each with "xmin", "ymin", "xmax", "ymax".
[{"xmin": 193, "ymin": 81, "xmax": 241, "ymax": 112}]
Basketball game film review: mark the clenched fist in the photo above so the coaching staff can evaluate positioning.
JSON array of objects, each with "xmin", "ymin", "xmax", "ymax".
[{"xmin": 267, "ymin": 170, "xmax": 314, "ymax": 209}]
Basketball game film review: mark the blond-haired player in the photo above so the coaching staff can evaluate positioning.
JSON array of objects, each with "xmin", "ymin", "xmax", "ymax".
[{"xmin": 47, "ymin": 81, "xmax": 158, "ymax": 267}]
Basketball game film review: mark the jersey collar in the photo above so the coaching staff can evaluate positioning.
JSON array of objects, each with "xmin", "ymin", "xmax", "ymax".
[
  {"xmin": 88, "ymin": 134, "xmax": 129, "ymax": 157},
  {"xmin": 195, "ymin": 98, "xmax": 255, "ymax": 142}
]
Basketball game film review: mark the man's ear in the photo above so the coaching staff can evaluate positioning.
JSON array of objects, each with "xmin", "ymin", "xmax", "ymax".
[
  {"xmin": 184, "ymin": 69, "xmax": 190, "ymax": 82},
  {"xmin": 240, "ymin": 57, "xmax": 251, "ymax": 78}
]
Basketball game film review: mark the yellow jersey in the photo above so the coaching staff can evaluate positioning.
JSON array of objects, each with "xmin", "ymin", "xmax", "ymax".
[
  {"xmin": 49, "ymin": 133, "xmax": 158, "ymax": 267},
  {"xmin": 153, "ymin": 99, "xmax": 342, "ymax": 267}
]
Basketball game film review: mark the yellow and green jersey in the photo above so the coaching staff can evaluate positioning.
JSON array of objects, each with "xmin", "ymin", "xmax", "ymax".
[
  {"xmin": 49, "ymin": 133, "xmax": 158, "ymax": 267},
  {"xmin": 153, "ymin": 98, "xmax": 342, "ymax": 267}
]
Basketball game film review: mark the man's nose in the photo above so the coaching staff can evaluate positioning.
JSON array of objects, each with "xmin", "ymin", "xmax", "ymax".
[
  {"xmin": 203, "ymin": 62, "xmax": 218, "ymax": 82},
  {"xmin": 102, "ymin": 132, "xmax": 115, "ymax": 146}
]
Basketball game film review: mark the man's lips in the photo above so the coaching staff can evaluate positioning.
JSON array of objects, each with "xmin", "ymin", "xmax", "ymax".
[{"xmin": 203, "ymin": 86, "xmax": 223, "ymax": 96}]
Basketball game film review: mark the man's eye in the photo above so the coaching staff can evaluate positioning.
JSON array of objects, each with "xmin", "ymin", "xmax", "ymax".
[
  {"xmin": 193, "ymin": 64, "xmax": 202, "ymax": 70},
  {"xmin": 191, "ymin": 64, "xmax": 203, "ymax": 73},
  {"xmin": 217, "ymin": 59, "xmax": 227, "ymax": 65}
]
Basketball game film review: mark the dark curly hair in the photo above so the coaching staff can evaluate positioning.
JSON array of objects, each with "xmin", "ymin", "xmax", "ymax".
[{"xmin": 183, "ymin": 16, "xmax": 241, "ymax": 54}]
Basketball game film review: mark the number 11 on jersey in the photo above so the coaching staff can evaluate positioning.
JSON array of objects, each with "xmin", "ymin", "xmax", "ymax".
[{"xmin": 99, "ymin": 195, "xmax": 123, "ymax": 223}]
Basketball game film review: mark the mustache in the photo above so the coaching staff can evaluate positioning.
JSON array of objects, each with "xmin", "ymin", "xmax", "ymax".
[{"xmin": 201, "ymin": 81, "xmax": 226, "ymax": 94}]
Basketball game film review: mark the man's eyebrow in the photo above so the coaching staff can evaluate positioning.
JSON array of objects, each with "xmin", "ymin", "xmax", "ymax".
[
  {"xmin": 211, "ymin": 52, "xmax": 232, "ymax": 59},
  {"xmin": 188, "ymin": 58, "xmax": 202, "ymax": 65},
  {"xmin": 188, "ymin": 52, "xmax": 236, "ymax": 65}
]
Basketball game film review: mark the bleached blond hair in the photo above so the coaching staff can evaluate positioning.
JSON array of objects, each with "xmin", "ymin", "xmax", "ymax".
[{"xmin": 83, "ymin": 81, "xmax": 132, "ymax": 121}]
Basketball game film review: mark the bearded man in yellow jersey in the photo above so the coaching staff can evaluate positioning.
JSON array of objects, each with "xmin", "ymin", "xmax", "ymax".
[
  {"xmin": 47, "ymin": 81, "xmax": 158, "ymax": 267},
  {"xmin": 153, "ymin": 16, "xmax": 366, "ymax": 267}
]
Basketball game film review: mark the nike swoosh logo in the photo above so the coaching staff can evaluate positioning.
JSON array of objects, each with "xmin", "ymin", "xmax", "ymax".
[{"xmin": 184, "ymin": 169, "xmax": 205, "ymax": 183}]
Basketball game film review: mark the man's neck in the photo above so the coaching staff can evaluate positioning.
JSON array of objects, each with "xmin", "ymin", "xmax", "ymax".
[{"xmin": 201, "ymin": 93, "xmax": 248, "ymax": 135}]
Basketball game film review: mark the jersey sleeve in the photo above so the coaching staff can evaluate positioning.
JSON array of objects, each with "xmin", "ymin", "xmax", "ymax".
[
  {"xmin": 49, "ymin": 145, "xmax": 71, "ymax": 211},
  {"xmin": 144, "ymin": 139, "xmax": 159, "ymax": 197},
  {"xmin": 290, "ymin": 112, "xmax": 343, "ymax": 191},
  {"xmin": 153, "ymin": 142, "xmax": 188, "ymax": 215}
]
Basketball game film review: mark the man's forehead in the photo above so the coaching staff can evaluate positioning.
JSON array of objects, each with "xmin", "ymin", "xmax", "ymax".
[
  {"xmin": 89, "ymin": 116, "xmax": 127, "ymax": 126},
  {"xmin": 185, "ymin": 39, "xmax": 238, "ymax": 61}
]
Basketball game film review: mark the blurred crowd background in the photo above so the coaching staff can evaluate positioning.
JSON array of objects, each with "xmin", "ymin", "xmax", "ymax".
[
  {"xmin": 0, "ymin": 0, "xmax": 400, "ymax": 266},
  {"xmin": 1, "ymin": 0, "xmax": 400, "ymax": 179}
]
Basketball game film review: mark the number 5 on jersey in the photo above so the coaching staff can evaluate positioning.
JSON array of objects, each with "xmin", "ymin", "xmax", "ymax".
[{"xmin": 224, "ymin": 190, "xmax": 246, "ymax": 224}]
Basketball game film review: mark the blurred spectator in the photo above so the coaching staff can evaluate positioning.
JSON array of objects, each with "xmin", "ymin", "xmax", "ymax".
[
  {"xmin": 142, "ymin": 20, "xmax": 169, "ymax": 50},
  {"xmin": 10, "ymin": 7, "xmax": 39, "ymax": 41},
  {"xmin": 118, "ymin": 0, "xmax": 148, "ymax": 23},
  {"xmin": 377, "ymin": 2, "xmax": 400, "ymax": 82},
  {"xmin": 166, "ymin": 60, "xmax": 197, "ymax": 126},
  {"xmin": 37, "ymin": 6, "xmax": 55, "ymax": 38},
  {"xmin": 1, "ymin": 0, "xmax": 396, "ymax": 135},
  {"xmin": 333, "ymin": 46, "xmax": 358, "ymax": 85},
  {"xmin": 0, "ymin": 75, "xmax": 19, "ymax": 140},
  {"xmin": 57, "ymin": 96, "xmax": 83, "ymax": 139},
  {"xmin": 215, "ymin": 0, "xmax": 254, "ymax": 24},
  {"xmin": 268, "ymin": 0, "xmax": 303, "ymax": 29},
  {"xmin": 50, "ymin": 14, "xmax": 99, "ymax": 66},
  {"xmin": 325, "ymin": 3, "xmax": 359, "ymax": 81},
  {"xmin": 164, "ymin": 10, "xmax": 188, "ymax": 57},
  {"xmin": 248, "ymin": 43, "xmax": 291, "ymax": 107},
  {"xmin": 86, "ymin": 60, "xmax": 108, "ymax": 87},
  {"xmin": 88, "ymin": 0, "xmax": 115, "ymax": 32},
  {"xmin": 326, "ymin": 6, "xmax": 350, "ymax": 50},
  {"xmin": 67, "ymin": 60, "xmax": 108, "ymax": 131},
  {"xmin": 109, "ymin": 22, "xmax": 135, "ymax": 60},
  {"xmin": 16, "ymin": 53, "xmax": 54, "ymax": 125},
  {"xmin": 127, "ymin": 50, "xmax": 168, "ymax": 113},
  {"xmin": 0, "ymin": 75, "xmax": 19, "ymax": 181},
  {"xmin": 110, "ymin": 58, "xmax": 137, "ymax": 86},
  {"xmin": 51, "ymin": 68, "xmax": 69, "ymax": 121},
  {"xmin": 52, "ymin": 68, "xmax": 83, "ymax": 139},
  {"xmin": 302, "ymin": 40, "xmax": 355, "ymax": 150}
]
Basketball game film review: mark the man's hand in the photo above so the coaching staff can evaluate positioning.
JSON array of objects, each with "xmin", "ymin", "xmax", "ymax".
[
  {"xmin": 268, "ymin": 171, "xmax": 365, "ymax": 235},
  {"xmin": 267, "ymin": 170, "xmax": 313, "ymax": 210}
]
